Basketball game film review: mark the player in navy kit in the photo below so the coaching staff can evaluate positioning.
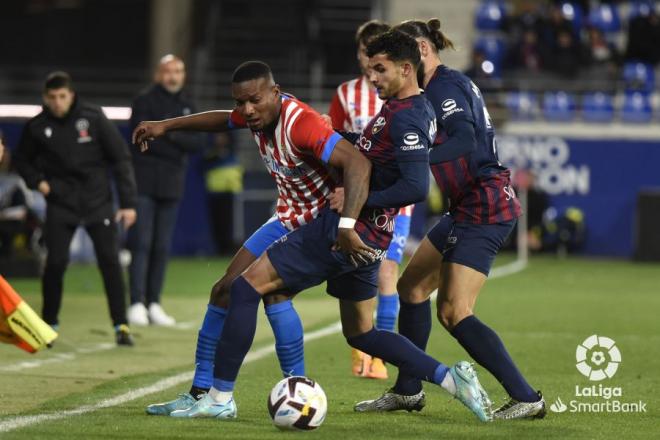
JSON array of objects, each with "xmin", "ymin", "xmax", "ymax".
[
  {"xmin": 172, "ymin": 30, "xmax": 493, "ymax": 423},
  {"xmin": 355, "ymin": 19, "xmax": 545, "ymax": 420}
]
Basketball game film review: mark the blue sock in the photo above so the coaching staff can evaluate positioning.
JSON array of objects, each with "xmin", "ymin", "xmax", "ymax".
[
  {"xmin": 192, "ymin": 304, "xmax": 227, "ymax": 390},
  {"xmin": 213, "ymin": 379, "xmax": 235, "ymax": 392},
  {"xmin": 394, "ymin": 299, "xmax": 432, "ymax": 395},
  {"xmin": 376, "ymin": 293, "xmax": 399, "ymax": 332},
  {"xmin": 347, "ymin": 328, "xmax": 445, "ymax": 383},
  {"xmin": 265, "ymin": 300, "xmax": 305, "ymax": 377},
  {"xmin": 214, "ymin": 276, "xmax": 261, "ymax": 384},
  {"xmin": 451, "ymin": 315, "xmax": 538, "ymax": 402}
]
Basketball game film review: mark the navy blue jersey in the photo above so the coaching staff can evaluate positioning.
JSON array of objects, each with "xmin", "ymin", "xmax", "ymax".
[
  {"xmin": 353, "ymin": 94, "xmax": 435, "ymax": 249},
  {"xmin": 426, "ymin": 66, "xmax": 520, "ymax": 224}
]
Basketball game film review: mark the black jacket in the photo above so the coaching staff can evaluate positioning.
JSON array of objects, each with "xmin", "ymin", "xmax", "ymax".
[
  {"xmin": 14, "ymin": 98, "xmax": 137, "ymax": 221},
  {"xmin": 129, "ymin": 84, "xmax": 205, "ymax": 200}
]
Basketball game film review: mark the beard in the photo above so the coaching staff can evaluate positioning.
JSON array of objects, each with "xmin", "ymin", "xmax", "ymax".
[{"xmin": 417, "ymin": 61, "xmax": 426, "ymax": 89}]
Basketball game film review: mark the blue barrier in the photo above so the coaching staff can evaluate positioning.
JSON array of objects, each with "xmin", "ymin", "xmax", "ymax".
[{"xmin": 498, "ymin": 132, "xmax": 660, "ymax": 257}]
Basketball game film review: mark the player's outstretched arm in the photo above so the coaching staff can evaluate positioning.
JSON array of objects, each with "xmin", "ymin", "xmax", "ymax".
[{"xmin": 132, "ymin": 110, "xmax": 233, "ymax": 151}]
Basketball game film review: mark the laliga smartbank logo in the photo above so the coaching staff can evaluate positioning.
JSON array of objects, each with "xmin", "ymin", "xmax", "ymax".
[{"xmin": 550, "ymin": 334, "xmax": 647, "ymax": 414}]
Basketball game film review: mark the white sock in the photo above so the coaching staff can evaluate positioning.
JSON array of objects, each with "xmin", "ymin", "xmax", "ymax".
[
  {"xmin": 208, "ymin": 387, "xmax": 233, "ymax": 404},
  {"xmin": 440, "ymin": 372, "xmax": 457, "ymax": 396}
]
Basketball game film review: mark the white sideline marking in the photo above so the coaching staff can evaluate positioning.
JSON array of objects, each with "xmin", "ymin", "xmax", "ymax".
[
  {"xmin": 172, "ymin": 320, "xmax": 197, "ymax": 330},
  {"xmin": 0, "ymin": 321, "xmax": 342, "ymax": 434},
  {"xmin": 0, "ymin": 260, "xmax": 525, "ymax": 433},
  {"xmin": 0, "ymin": 343, "xmax": 116, "ymax": 372}
]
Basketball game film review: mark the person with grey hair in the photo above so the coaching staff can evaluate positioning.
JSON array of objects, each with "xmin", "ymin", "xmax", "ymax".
[{"xmin": 127, "ymin": 55, "xmax": 205, "ymax": 326}]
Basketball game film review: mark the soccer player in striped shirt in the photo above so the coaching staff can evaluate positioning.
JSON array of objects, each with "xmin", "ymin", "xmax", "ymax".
[
  {"xmin": 171, "ymin": 30, "xmax": 493, "ymax": 423},
  {"xmin": 355, "ymin": 19, "xmax": 545, "ymax": 420},
  {"xmin": 329, "ymin": 19, "xmax": 415, "ymax": 380},
  {"xmin": 133, "ymin": 61, "xmax": 372, "ymax": 415}
]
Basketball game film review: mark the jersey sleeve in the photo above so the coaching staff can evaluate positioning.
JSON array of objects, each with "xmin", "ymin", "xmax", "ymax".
[
  {"xmin": 289, "ymin": 109, "xmax": 343, "ymax": 163},
  {"xmin": 389, "ymin": 108, "xmax": 432, "ymax": 163},
  {"xmin": 227, "ymin": 109, "xmax": 247, "ymax": 129},
  {"xmin": 425, "ymin": 80, "xmax": 474, "ymax": 127},
  {"xmin": 328, "ymin": 87, "xmax": 349, "ymax": 130}
]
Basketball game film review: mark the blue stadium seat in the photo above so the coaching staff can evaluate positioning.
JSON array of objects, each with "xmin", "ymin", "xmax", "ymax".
[
  {"xmin": 628, "ymin": 1, "xmax": 654, "ymax": 20},
  {"xmin": 582, "ymin": 92, "xmax": 614, "ymax": 123},
  {"xmin": 621, "ymin": 91, "xmax": 653, "ymax": 123},
  {"xmin": 543, "ymin": 91, "xmax": 576, "ymax": 122},
  {"xmin": 559, "ymin": 2, "xmax": 584, "ymax": 33},
  {"xmin": 505, "ymin": 91, "xmax": 538, "ymax": 120},
  {"xmin": 473, "ymin": 36, "xmax": 506, "ymax": 75},
  {"xmin": 623, "ymin": 62, "xmax": 655, "ymax": 92},
  {"xmin": 588, "ymin": 3, "xmax": 621, "ymax": 33},
  {"xmin": 475, "ymin": 1, "xmax": 506, "ymax": 31}
]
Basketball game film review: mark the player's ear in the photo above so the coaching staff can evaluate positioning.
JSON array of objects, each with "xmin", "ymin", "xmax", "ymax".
[
  {"xmin": 272, "ymin": 83, "xmax": 281, "ymax": 99},
  {"xmin": 401, "ymin": 62, "xmax": 414, "ymax": 78}
]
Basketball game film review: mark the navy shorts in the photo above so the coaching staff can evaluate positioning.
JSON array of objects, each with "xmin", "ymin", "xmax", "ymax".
[
  {"xmin": 426, "ymin": 213, "xmax": 516, "ymax": 276},
  {"xmin": 267, "ymin": 208, "xmax": 380, "ymax": 301},
  {"xmin": 385, "ymin": 213, "xmax": 411, "ymax": 264}
]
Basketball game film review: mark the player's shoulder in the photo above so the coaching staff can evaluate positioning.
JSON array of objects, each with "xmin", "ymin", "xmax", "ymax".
[
  {"xmin": 25, "ymin": 110, "xmax": 49, "ymax": 129},
  {"xmin": 427, "ymin": 66, "xmax": 471, "ymax": 94},
  {"xmin": 78, "ymin": 101, "xmax": 106, "ymax": 120},
  {"xmin": 336, "ymin": 77, "xmax": 360, "ymax": 92},
  {"xmin": 389, "ymin": 95, "xmax": 434, "ymax": 123}
]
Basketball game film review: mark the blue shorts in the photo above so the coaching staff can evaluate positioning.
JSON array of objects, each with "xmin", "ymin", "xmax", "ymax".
[
  {"xmin": 385, "ymin": 213, "xmax": 411, "ymax": 264},
  {"xmin": 244, "ymin": 215, "xmax": 289, "ymax": 257},
  {"xmin": 267, "ymin": 208, "xmax": 380, "ymax": 301},
  {"xmin": 426, "ymin": 213, "xmax": 516, "ymax": 276}
]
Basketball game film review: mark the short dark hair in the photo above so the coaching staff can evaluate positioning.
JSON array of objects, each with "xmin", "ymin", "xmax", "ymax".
[
  {"xmin": 355, "ymin": 20, "xmax": 390, "ymax": 46},
  {"xmin": 232, "ymin": 61, "xmax": 273, "ymax": 83},
  {"xmin": 44, "ymin": 71, "xmax": 73, "ymax": 92},
  {"xmin": 366, "ymin": 29, "xmax": 421, "ymax": 68}
]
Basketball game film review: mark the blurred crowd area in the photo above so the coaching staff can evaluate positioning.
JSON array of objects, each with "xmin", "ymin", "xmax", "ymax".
[{"xmin": 469, "ymin": 0, "xmax": 660, "ymax": 123}]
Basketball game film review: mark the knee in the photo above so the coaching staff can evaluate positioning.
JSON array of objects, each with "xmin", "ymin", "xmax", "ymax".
[
  {"xmin": 397, "ymin": 277, "xmax": 428, "ymax": 304},
  {"xmin": 209, "ymin": 276, "xmax": 232, "ymax": 308},
  {"xmin": 437, "ymin": 301, "xmax": 472, "ymax": 332},
  {"xmin": 262, "ymin": 292, "xmax": 291, "ymax": 307}
]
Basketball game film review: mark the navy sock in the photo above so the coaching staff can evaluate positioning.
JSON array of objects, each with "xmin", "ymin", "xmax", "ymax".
[
  {"xmin": 451, "ymin": 315, "xmax": 538, "ymax": 402},
  {"xmin": 214, "ymin": 276, "xmax": 261, "ymax": 384},
  {"xmin": 266, "ymin": 300, "xmax": 305, "ymax": 377},
  {"xmin": 376, "ymin": 293, "xmax": 399, "ymax": 332},
  {"xmin": 394, "ymin": 299, "xmax": 432, "ymax": 395},
  {"xmin": 347, "ymin": 328, "xmax": 445, "ymax": 384},
  {"xmin": 192, "ymin": 304, "xmax": 227, "ymax": 389}
]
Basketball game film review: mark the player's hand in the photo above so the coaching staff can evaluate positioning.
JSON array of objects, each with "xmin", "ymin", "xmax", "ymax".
[
  {"xmin": 132, "ymin": 121, "xmax": 167, "ymax": 152},
  {"xmin": 333, "ymin": 228, "xmax": 376, "ymax": 267},
  {"xmin": 328, "ymin": 187, "xmax": 345, "ymax": 213},
  {"xmin": 37, "ymin": 180, "xmax": 51, "ymax": 196},
  {"xmin": 115, "ymin": 208, "xmax": 137, "ymax": 229}
]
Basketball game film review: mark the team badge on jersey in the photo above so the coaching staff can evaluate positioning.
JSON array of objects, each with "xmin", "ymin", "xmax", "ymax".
[
  {"xmin": 75, "ymin": 118, "xmax": 92, "ymax": 143},
  {"xmin": 44, "ymin": 127, "xmax": 52, "ymax": 138},
  {"xmin": 372, "ymin": 116, "xmax": 386, "ymax": 134}
]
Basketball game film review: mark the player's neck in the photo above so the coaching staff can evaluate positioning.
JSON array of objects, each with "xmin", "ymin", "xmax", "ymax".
[
  {"xmin": 423, "ymin": 58, "xmax": 442, "ymax": 88},
  {"xmin": 394, "ymin": 80, "xmax": 421, "ymax": 100}
]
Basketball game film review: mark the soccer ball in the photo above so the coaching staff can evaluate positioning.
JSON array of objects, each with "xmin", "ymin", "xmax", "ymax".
[{"xmin": 267, "ymin": 376, "xmax": 327, "ymax": 430}]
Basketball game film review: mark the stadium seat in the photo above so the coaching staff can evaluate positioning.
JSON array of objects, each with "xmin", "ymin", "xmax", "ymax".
[
  {"xmin": 475, "ymin": 1, "xmax": 506, "ymax": 31},
  {"xmin": 588, "ymin": 3, "xmax": 621, "ymax": 33},
  {"xmin": 621, "ymin": 91, "xmax": 653, "ymax": 123},
  {"xmin": 628, "ymin": 1, "xmax": 654, "ymax": 20},
  {"xmin": 582, "ymin": 92, "xmax": 614, "ymax": 123},
  {"xmin": 622, "ymin": 62, "xmax": 655, "ymax": 93},
  {"xmin": 505, "ymin": 91, "xmax": 538, "ymax": 120},
  {"xmin": 559, "ymin": 2, "xmax": 584, "ymax": 33},
  {"xmin": 543, "ymin": 91, "xmax": 576, "ymax": 122},
  {"xmin": 473, "ymin": 36, "xmax": 506, "ymax": 76}
]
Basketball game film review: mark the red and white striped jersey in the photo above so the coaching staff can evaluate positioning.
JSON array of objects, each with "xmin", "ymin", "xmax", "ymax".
[
  {"xmin": 328, "ymin": 76, "xmax": 383, "ymax": 133},
  {"xmin": 329, "ymin": 77, "xmax": 414, "ymax": 216},
  {"xmin": 230, "ymin": 95, "xmax": 341, "ymax": 230}
]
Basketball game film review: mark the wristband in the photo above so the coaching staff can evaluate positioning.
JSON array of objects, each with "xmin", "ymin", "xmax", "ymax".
[{"xmin": 338, "ymin": 217, "xmax": 356, "ymax": 229}]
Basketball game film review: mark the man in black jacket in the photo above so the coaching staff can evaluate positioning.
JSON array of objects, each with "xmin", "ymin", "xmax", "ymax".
[
  {"xmin": 14, "ymin": 72, "xmax": 137, "ymax": 345},
  {"xmin": 127, "ymin": 55, "xmax": 204, "ymax": 326}
]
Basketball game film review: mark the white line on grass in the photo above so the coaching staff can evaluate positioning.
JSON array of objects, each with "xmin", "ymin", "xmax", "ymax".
[
  {"xmin": 0, "ymin": 343, "xmax": 116, "ymax": 372},
  {"xmin": 0, "ymin": 259, "xmax": 524, "ymax": 434},
  {"xmin": 0, "ymin": 321, "xmax": 342, "ymax": 434}
]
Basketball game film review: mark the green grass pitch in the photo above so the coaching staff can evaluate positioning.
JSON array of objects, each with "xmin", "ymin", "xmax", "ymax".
[{"xmin": 0, "ymin": 254, "xmax": 658, "ymax": 439}]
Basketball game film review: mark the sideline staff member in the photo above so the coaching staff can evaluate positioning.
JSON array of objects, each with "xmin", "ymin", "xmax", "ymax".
[{"xmin": 14, "ymin": 72, "xmax": 137, "ymax": 346}]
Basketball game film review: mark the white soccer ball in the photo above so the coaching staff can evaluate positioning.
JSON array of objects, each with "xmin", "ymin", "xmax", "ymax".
[{"xmin": 267, "ymin": 376, "xmax": 327, "ymax": 430}]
